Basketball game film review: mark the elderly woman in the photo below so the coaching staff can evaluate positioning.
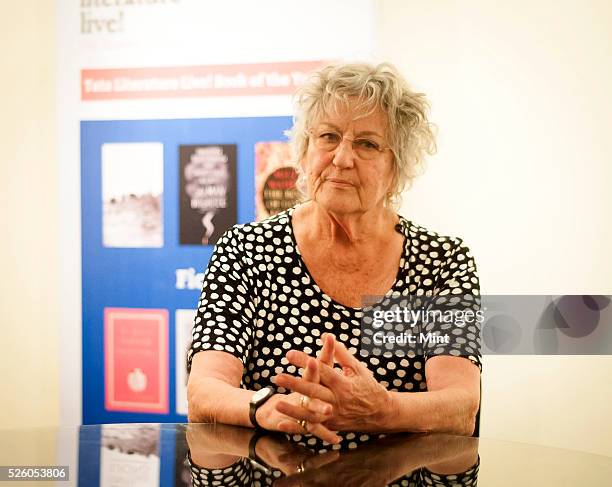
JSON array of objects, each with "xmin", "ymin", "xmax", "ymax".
[{"xmin": 187, "ymin": 62, "xmax": 481, "ymax": 446}]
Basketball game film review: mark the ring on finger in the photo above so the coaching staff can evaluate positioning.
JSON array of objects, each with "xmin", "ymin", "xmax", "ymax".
[
  {"xmin": 296, "ymin": 461, "xmax": 305, "ymax": 473},
  {"xmin": 298, "ymin": 418, "xmax": 308, "ymax": 431},
  {"xmin": 300, "ymin": 395, "xmax": 308, "ymax": 408}
]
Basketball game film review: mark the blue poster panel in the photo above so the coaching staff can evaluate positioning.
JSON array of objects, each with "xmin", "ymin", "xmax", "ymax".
[{"xmin": 81, "ymin": 116, "xmax": 292, "ymax": 424}]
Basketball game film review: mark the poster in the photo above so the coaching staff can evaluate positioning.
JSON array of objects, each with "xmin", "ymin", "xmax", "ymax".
[
  {"xmin": 59, "ymin": 0, "xmax": 375, "ymax": 426},
  {"xmin": 81, "ymin": 116, "xmax": 292, "ymax": 424}
]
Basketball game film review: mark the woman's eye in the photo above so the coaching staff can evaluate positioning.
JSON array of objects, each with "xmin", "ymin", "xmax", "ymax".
[
  {"xmin": 356, "ymin": 139, "xmax": 379, "ymax": 151},
  {"xmin": 320, "ymin": 132, "xmax": 341, "ymax": 143}
]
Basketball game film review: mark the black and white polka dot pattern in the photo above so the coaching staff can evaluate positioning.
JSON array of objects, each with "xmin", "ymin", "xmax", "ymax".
[
  {"xmin": 187, "ymin": 449, "xmax": 480, "ymax": 486},
  {"xmin": 188, "ymin": 206, "xmax": 481, "ymax": 448},
  {"xmin": 415, "ymin": 459, "xmax": 480, "ymax": 486},
  {"xmin": 188, "ymin": 453, "xmax": 281, "ymax": 486}
]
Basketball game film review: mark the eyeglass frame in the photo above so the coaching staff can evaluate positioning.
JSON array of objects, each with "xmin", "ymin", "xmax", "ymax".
[{"xmin": 306, "ymin": 128, "xmax": 393, "ymax": 160}]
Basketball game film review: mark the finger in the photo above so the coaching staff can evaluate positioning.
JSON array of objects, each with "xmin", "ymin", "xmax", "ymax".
[
  {"xmin": 277, "ymin": 449, "xmax": 339, "ymax": 470},
  {"xmin": 317, "ymin": 333, "xmax": 335, "ymax": 366},
  {"xmin": 286, "ymin": 349, "xmax": 310, "ymax": 369},
  {"xmin": 274, "ymin": 451, "xmax": 340, "ymax": 486},
  {"xmin": 276, "ymin": 453, "xmax": 341, "ymax": 487},
  {"xmin": 313, "ymin": 359, "xmax": 347, "ymax": 387},
  {"xmin": 275, "ymin": 399, "xmax": 332, "ymax": 424},
  {"xmin": 272, "ymin": 374, "xmax": 335, "ymax": 403},
  {"xmin": 276, "ymin": 419, "xmax": 341, "ymax": 444},
  {"xmin": 271, "ymin": 448, "xmax": 314, "ymax": 470},
  {"xmin": 307, "ymin": 421, "xmax": 342, "ymax": 444},
  {"xmin": 332, "ymin": 339, "xmax": 363, "ymax": 372},
  {"xmin": 303, "ymin": 449, "xmax": 340, "ymax": 469},
  {"xmin": 287, "ymin": 352, "xmax": 345, "ymax": 388},
  {"xmin": 302, "ymin": 357, "xmax": 319, "ymax": 383},
  {"xmin": 305, "ymin": 396, "xmax": 333, "ymax": 415}
]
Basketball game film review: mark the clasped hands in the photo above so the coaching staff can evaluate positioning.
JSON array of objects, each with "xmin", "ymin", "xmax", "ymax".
[{"xmin": 261, "ymin": 333, "xmax": 393, "ymax": 444}]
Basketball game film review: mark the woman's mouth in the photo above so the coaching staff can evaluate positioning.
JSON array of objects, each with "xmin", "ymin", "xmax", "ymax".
[{"xmin": 326, "ymin": 178, "xmax": 353, "ymax": 187}]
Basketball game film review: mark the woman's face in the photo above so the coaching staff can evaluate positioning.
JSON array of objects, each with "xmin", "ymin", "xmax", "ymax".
[{"xmin": 301, "ymin": 100, "xmax": 395, "ymax": 216}]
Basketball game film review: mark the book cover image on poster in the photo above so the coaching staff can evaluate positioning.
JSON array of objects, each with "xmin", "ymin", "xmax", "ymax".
[
  {"xmin": 102, "ymin": 142, "xmax": 163, "ymax": 248},
  {"xmin": 179, "ymin": 144, "xmax": 237, "ymax": 245},
  {"xmin": 104, "ymin": 308, "xmax": 169, "ymax": 414},
  {"xmin": 100, "ymin": 424, "xmax": 160, "ymax": 487},
  {"xmin": 255, "ymin": 142, "xmax": 299, "ymax": 221},
  {"xmin": 175, "ymin": 309, "xmax": 196, "ymax": 417}
]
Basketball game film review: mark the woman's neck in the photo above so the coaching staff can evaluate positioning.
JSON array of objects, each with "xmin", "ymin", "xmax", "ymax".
[{"xmin": 295, "ymin": 201, "xmax": 398, "ymax": 248}]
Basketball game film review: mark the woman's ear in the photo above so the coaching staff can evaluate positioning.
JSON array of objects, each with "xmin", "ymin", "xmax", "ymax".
[
  {"xmin": 299, "ymin": 148, "xmax": 309, "ymax": 176},
  {"xmin": 388, "ymin": 161, "xmax": 398, "ymax": 194},
  {"xmin": 385, "ymin": 162, "xmax": 399, "ymax": 206}
]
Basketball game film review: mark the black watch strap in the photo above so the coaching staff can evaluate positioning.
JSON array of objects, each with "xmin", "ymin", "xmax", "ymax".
[{"xmin": 248, "ymin": 430, "xmax": 274, "ymax": 475}]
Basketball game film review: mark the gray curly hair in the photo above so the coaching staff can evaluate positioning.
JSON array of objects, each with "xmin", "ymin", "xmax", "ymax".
[{"xmin": 287, "ymin": 62, "xmax": 437, "ymax": 208}]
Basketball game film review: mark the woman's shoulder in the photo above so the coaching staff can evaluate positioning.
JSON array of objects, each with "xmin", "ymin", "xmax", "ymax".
[
  {"xmin": 396, "ymin": 215, "xmax": 468, "ymax": 248},
  {"xmin": 395, "ymin": 215, "xmax": 476, "ymax": 269},
  {"xmin": 395, "ymin": 216, "xmax": 480, "ymax": 292},
  {"xmin": 215, "ymin": 209, "xmax": 293, "ymax": 249}
]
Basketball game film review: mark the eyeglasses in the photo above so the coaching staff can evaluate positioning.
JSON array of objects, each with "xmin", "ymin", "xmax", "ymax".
[{"xmin": 308, "ymin": 129, "xmax": 391, "ymax": 160}]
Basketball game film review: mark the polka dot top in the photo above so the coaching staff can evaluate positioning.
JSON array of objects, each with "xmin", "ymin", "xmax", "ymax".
[{"xmin": 187, "ymin": 206, "xmax": 481, "ymax": 448}]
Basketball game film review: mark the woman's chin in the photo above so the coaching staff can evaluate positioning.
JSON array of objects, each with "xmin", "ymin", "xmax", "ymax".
[{"xmin": 315, "ymin": 196, "xmax": 361, "ymax": 215}]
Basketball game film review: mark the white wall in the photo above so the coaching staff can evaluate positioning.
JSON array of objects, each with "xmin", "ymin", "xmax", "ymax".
[
  {"xmin": 0, "ymin": 0, "xmax": 60, "ymax": 429},
  {"xmin": 377, "ymin": 0, "xmax": 612, "ymax": 456}
]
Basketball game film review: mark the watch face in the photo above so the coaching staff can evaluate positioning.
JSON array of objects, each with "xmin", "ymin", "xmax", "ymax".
[{"xmin": 252, "ymin": 387, "xmax": 271, "ymax": 402}]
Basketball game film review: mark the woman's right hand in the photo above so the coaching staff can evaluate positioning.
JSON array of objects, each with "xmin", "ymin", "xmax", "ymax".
[
  {"xmin": 259, "ymin": 335, "xmax": 339, "ymax": 443},
  {"xmin": 265, "ymin": 333, "xmax": 340, "ymax": 444},
  {"xmin": 257, "ymin": 390, "xmax": 340, "ymax": 444}
]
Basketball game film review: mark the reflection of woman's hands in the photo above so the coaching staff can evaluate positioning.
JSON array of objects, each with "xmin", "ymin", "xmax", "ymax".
[
  {"xmin": 273, "ymin": 434, "xmax": 403, "ymax": 487},
  {"xmin": 274, "ymin": 433, "xmax": 479, "ymax": 487},
  {"xmin": 254, "ymin": 435, "xmax": 338, "ymax": 477},
  {"xmin": 274, "ymin": 449, "xmax": 388, "ymax": 487},
  {"xmin": 274, "ymin": 334, "xmax": 393, "ymax": 432},
  {"xmin": 185, "ymin": 422, "xmax": 338, "ymax": 476}
]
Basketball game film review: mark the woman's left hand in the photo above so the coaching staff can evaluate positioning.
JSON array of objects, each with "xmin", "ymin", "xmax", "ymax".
[{"xmin": 273, "ymin": 335, "xmax": 395, "ymax": 432}]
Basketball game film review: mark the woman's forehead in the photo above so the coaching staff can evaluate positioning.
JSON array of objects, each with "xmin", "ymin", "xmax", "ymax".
[{"xmin": 314, "ymin": 101, "xmax": 388, "ymax": 134}]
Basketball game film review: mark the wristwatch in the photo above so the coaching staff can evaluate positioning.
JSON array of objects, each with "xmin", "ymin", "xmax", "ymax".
[
  {"xmin": 249, "ymin": 386, "xmax": 275, "ymax": 429},
  {"xmin": 248, "ymin": 429, "xmax": 273, "ymax": 475}
]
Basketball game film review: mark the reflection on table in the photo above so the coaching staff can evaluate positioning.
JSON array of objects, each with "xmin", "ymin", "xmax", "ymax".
[
  {"xmin": 1, "ymin": 423, "xmax": 611, "ymax": 486},
  {"xmin": 186, "ymin": 423, "xmax": 479, "ymax": 486},
  {"xmin": 79, "ymin": 423, "xmax": 477, "ymax": 486}
]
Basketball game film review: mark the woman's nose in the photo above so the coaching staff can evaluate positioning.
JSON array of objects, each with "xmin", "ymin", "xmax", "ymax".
[{"xmin": 331, "ymin": 137, "xmax": 355, "ymax": 169}]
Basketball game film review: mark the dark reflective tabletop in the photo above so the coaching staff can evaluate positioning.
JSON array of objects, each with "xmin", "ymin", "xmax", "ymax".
[{"xmin": 1, "ymin": 423, "xmax": 611, "ymax": 486}]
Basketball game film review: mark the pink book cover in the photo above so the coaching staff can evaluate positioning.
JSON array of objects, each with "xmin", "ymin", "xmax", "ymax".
[{"xmin": 104, "ymin": 308, "xmax": 169, "ymax": 413}]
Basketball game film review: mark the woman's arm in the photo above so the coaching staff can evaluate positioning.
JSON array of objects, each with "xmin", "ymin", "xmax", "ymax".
[
  {"xmin": 188, "ymin": 350, "xmax": 340, "ymax": 443},
  {"xmin": 385, "ymin": 355, "xmax": 480, "ymax": 435},
  {"xmin": 187, "ymin": 350, "xmax": 254, "ymax": 426}
]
